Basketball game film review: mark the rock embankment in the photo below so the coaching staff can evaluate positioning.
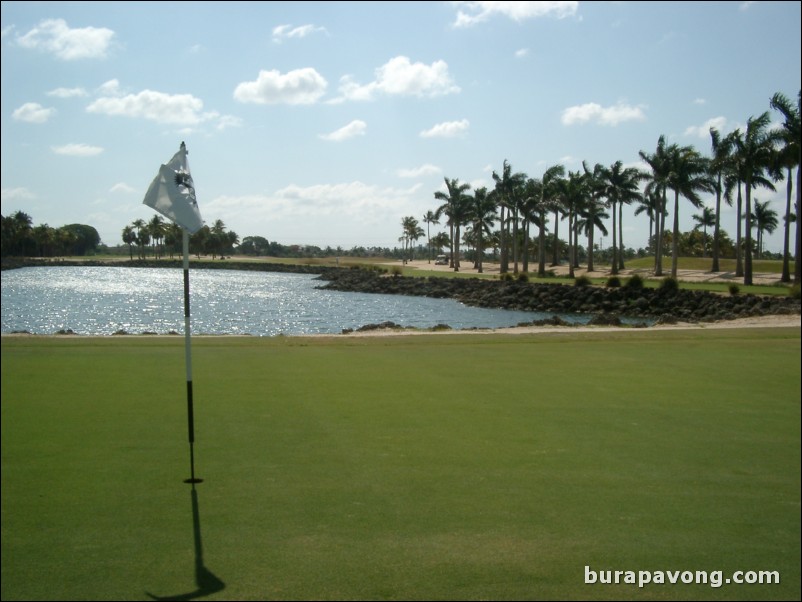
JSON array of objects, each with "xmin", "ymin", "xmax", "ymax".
[{"xmin": 316, "ymin": 269, "xmax": 801, "ymax": 324}]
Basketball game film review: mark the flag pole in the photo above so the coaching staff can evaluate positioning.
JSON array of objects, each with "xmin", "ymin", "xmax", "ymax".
[
  {"xmin": 183, "ymin": 228, "xmax": 202, "ymax": 484},
  {"xmin": 143, "ymin": 141, "xmax": 204, "ymax": 484}
]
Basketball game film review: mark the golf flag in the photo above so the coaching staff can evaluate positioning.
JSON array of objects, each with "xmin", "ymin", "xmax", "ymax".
[
  {"xmin": 143, "ymin": 142, "xmax": 204, "ymax": 483},
  {"xmin": 143, "ymin": 141, "xmax": 203, "ymax": 233}
]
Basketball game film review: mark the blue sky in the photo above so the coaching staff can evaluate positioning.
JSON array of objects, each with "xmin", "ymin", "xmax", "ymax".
[{"xmin": 2, "ymin": 1, "xmax": 800, "ymax": 253}]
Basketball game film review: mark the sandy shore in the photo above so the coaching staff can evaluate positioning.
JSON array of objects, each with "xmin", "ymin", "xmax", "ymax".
[
  {"xmin": 390, "ymin": 259, "xmax": 788, "ymax": 287},
  {"xmin": 328, "ymin": 313, "xmax": 800, "ymax": 338},
  {"xmin": 3, "ymin": 314, "xmax": 797, "ymax": 340}
]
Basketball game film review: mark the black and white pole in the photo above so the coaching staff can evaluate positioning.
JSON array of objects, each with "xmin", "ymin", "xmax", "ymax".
[{"xmin": 183, "ymin": 228, "xmax": 203, "ymax": 484}]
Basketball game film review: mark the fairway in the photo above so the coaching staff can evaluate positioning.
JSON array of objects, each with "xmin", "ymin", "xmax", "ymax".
[{"xmin": 2, "ymin": 329, "xmax": 800, "ymax": 601}]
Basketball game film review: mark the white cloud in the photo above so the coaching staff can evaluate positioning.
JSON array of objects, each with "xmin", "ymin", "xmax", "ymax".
[
  {"xmin": 334, "ymin": 56, "xmax": 460, "ymax": 102},
  {"xmin": 515, "ymin": 48, "xmax": 530, "ymax": 58},
  {"xmin": 12, "ymin": 102, "xmax": 56, "ymax": 123},
  {"xmin": 693, "ymin": 97, "xmax": 707, "ymax": 105},
  {"xmin": 319, "ymin": 120, "xmax": 367, "ymax": 141},
  {"xmin": 420, "ymin": 119, "xmax": 470, "ymax": 138},
  {"xmin": 1, "ymin": 187, "xmax": 36, "ymax": 201},
  {"xmin": 97, "ymin": 79, "xmax": 122, "ymax": 96},
  {"xmin": 272, "ymin": 23, "xmax": 328, "ymax": 43},
  {"xmin": 47, "ymin": 87, "xmax": 88, "ymax": 98},
  {"xmin": 15, "ymin": 18, "xmax": 114, "ymax": 60},
  {"xmin": 453, "ymin": 1, "xmax": 578, "ymax": 28},
  {"xmin": 51, "ymin": 143, "xmax": 104, "ymax": 157},
  {"xmin": 397, "ymin": 164, "xmax": 442, "ymax": 178},
  {"xmin": 233, "ymin": 68, "xmax": 328, "ymax": 105},
  {"xmin": 684, "ymin": 116, "xmax": 728, "ymax": 138},
  {"xmin": 205, "ymin": 182, "xmax": 423, "ymax": 234},
  {"xmin": 110, "ymin": 182, "xmax": 135, "ymax": 193},
  {"xmin": 739, "ymin": 1, "xmax": 756, "ymax": 10},
  {"xmin": 560, "ymin": 102, "xmax": 646, "ymax": 126},
  {"xmin": 216, "ymin": 115, "xmax": 243, "ymax": 131},
  {"xmin": 86, "ymin": 89, "xmax": 212, "ymax": 125}
]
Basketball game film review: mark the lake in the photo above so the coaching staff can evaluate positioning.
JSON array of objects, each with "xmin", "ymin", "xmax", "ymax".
[{"xmin": 1, "ymin": 266, "xmax": 595, "ymax": 336}]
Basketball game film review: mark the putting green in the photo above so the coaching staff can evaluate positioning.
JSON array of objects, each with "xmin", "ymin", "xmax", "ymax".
[{"xmin": 2, "ymin": 328, "xmax": 800, "ymax": 600}]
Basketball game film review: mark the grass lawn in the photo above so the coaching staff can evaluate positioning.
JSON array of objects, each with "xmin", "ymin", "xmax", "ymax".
[{"xmin": 2, "ymin": 329, "xmax": 800, "ymax": 601}]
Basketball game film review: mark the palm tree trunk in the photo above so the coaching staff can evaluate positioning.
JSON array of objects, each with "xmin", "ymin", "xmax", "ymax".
[
  {"xmin": 795, "ymin": 162, "xmax": 801, "ymax": 285},
  {"xmin": 538, "ymin": 213, "xmax": 547, "ymax": 277},
  {"xmin": 522, "ymin": 220, "xmax": 530, "ymax": 273},
  {"xmin": 499, "ymin": 206, "xmax": 507, "ymax": 273},
  {"xmin": 735, "ymin": 184, "xmax": 743, "ymax": 277},
  {"xmin": 671, "ymin": 190, "xmax": 680, "ymax": 279},
  {"xmin": 454, "ymin": 226, "xmax": 461, "ymax": 271},
  {"xmin": 744, "ymin": 181, "xmax": 753, "ymax": 286},
  {"xmin": 512, "ymin": 209, "xmax": 519, "ymax": 274},
  {"xmin": 551, "ymin": 210, "xmax": 560, "ymax": 266},
  {"xmin": 712, "ymin": 186, "xmax": 721, "ymax": 272},
  {"xmin": 587, "ymin": 225, "xmax": 595, "ymax": 272},
  {"xmin": 478, "ymin": 231, "xmax": 484, "ymax": 273},
  {"xmin": 655, "ymin": 192, "xmax": 666, "ymax": 276},
  {"xmin": 618, "ymin": 203, "xmax": 625, "ymax": 270},
  {"xmin": 781, "ymin": 167, "xmax": 792, "ymax": 282},
  {"xmin": 568, "ymin": 212, "xmax": 575, "ymax": 278},
  {"xmin": 611, "ymin": 200, "xmax": 618, "ymax": 275}
]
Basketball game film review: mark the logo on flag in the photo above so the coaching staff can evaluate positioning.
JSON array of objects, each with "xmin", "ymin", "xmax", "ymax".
[{"xmin": 143, "ymin": 142, "xmax": 203, "ymax": 233}]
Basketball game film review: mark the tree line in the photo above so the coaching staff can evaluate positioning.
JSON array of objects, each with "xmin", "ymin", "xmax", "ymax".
[
  {"xmin": 3, "ymin": 91, "xmax": 798, "ymax": 286},
  {"xmin": 401, "ymin": 90, "xmax": 800, "ymax": 285}
]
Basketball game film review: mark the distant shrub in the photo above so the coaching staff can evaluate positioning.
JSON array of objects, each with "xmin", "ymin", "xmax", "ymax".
[
  {"xmin": 606, "ymin": 276, "xmax": 621, "ymax": 288},
  {"xmin": 390, "ymin": 266, "xmax": 403, "ymax": 277},
  {"xmin": 659, "ymin": 277, "xmax": 679, "ymax": 292},
  {"xmin": 789, "ymin": 284, "xmax": 801, "ymax": 300},
  {"xmin": 728, "ymin": 283, "xmax": 740, "ymax": 296},
  {"xmin": 501, "ymin": 272, "xmax": 514, "ymax": 281},
  {"xmin": 625, "ymin": 274, "xmax": 644, "ymax": 290},
  {"xmin": 574, "ymin": 275, "xmax": 592, "ymax": 287},
  {"xmin": 517, "ymin": 272, "xmax": 529, "ymax": 282}
]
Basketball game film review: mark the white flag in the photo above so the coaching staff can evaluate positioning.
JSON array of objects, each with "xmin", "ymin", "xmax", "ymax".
[{"xmin": 143, "ymin": 142, "xmax": 203, "ymax": 233}]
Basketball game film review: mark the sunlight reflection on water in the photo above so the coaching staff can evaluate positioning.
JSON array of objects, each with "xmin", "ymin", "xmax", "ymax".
[{"xmin": 2, "ymin": 266, "xmax": 591, "ymax": 336}]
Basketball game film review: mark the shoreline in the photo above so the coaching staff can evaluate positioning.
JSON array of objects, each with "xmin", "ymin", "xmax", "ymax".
[{"xmin": 3, "ymin": 314, "xmax": 799, "ymax": 340}]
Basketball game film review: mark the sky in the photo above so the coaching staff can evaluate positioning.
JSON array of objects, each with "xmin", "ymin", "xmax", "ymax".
[{"xmin": 2, "ymin": 1, "xmax": 800, "ymax": 253}]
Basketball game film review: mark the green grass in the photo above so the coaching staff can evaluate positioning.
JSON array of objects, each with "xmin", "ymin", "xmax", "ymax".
[
  {"xmin": 2, "ymin": 330, "xmax": 800, "ymax": 600},
  {"xmin": 625, "ymin": 256, "xmax": 794, "ymax": 275}
]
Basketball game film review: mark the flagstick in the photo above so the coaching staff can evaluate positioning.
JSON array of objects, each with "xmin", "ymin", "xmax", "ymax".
[{"xmin": 183, "ymin": 228, "xmax": 203, "ymax": 484}]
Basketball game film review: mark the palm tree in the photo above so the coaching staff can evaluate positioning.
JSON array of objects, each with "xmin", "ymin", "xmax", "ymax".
[
  {"xmin": 539, "ymin": 165, "xmax": 565, "ymax": 276},
  {"xmin": 122, "ymin": 225, "xmax": 137, "ymax": 260},
  {"xmin": 492, "ymin": 160, "xmax": 527, "ymax": 273},
  {"xmin": 467, "ymin": 187, "xmax": 497, "ymax": 273},
  {"xmin": 559, "ymin": 171, "xmax": 587, "ymax": 278},
  {"xmin": 730, "ymin": 112, "xmax": 780, "ymax": 285},
  {"xmin": 434, "ymin": 178, "xmax": 471, "ymax": 271},
  {"xmin": 665, "ymin": 144, "xmax": 715, "ymax": 279},
  {"xmin": 576, "ymin": 201, "xmax": 609, "ymax": 273},
  {"xmin": 208, "ymin": 219, "xmax": 227, "ymax": 259},
  {"xmin": 132, "ymin": 218, "xmax": 147, "ymax": 259},
  {"xmin": 5, "ymin": 210, "xmax": 34, "ymax": 256},
  {"xmin": 750, "ymin": 200, "xmax": 779, "ymax": 259},
  {"xmin": 600, "ymin": 161, "xmax": 643, "ymax": 274},
  {"xmin": 708, "ymin": 127, "xmax": 734, "ymax": 272},
  {"xmin": 770, "ymin": 91, "xmax": 801, "ymax": 283},
  {"xmin": 692, "ymin": 206, "xmax": 716, "ymax": 257},
  {"xmin": 639, "ymin": 136, "xmax": 671, "ymax": 275},
  {"xmin": 148, "ymin": 214, "xmax": 166, "ymax": 259},
  {"xmin": 521, "ymin": 177, "xmax": 543, "ymax": 274},
  {"xmin": 634, "ymin": 190, "xmax": 662, "ymax": 256},
  {"xmin": 400, "ymin": 216, "xmax": 417, "ymax": 262},
  {"xmin": 422, "ymin": 210, "xmax": 439, "ymax": 263}
]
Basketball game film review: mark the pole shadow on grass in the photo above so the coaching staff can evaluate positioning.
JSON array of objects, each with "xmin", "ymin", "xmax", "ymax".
[{"xmin": 146, "ymin": 485, "xmax": 225, "ymax": 601}]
